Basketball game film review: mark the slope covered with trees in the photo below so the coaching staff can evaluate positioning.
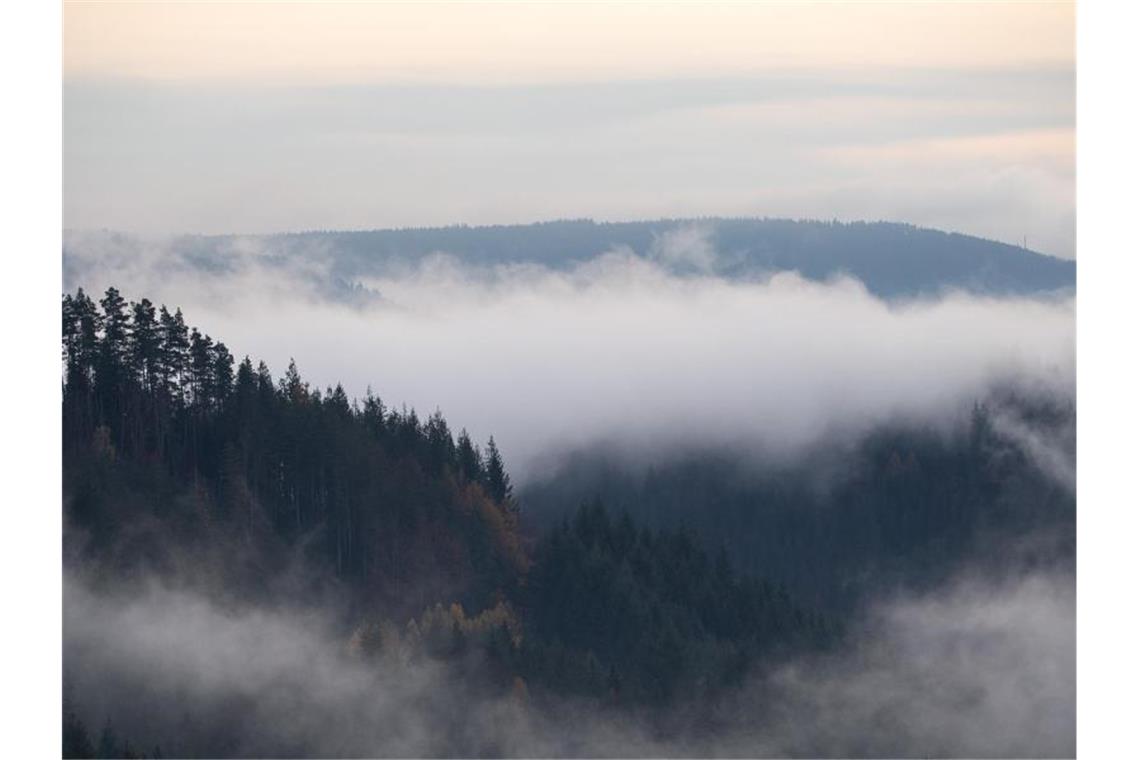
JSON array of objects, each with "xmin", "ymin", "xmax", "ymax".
[
  {"xmin": 515, "ymin": 501, "xmax": 836, "ymax": 705},
  {"xmin": 62, "ymin": 287, "xmax": 834, "ymax": 755},
  {"xmin": 63, "ymin": 286, "xmax": 525, "ymax": 615},
  {"xmin": 522, "ymin": 398, "xmax": 1075, "ymax": 613}
]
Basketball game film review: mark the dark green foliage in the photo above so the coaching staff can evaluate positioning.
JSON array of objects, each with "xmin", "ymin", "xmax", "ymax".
[
  {"xmin": 482, "ymin": 436, "xmax": 513, "ymax": 508},
  {"xmin": 515, "ymin": 501, "xmax": 836, "ymax": 705},
  {"xmin": 157, "ymin": 306, "xmax": 188, "ymax": 402},
  {"xmin": 96, "ymin": 721, "xmax": 119, "ymax": 759},
  {"xmin": 455, "ymin": 428, "xmax": 483, "ymax": 483},
  {"xmin": 128, "ymin": 299, "xmax": 160, "ymax": 393},
  {"xmin": 62, "ymin": 705, "xmax": 94, "ymax": 759},
  {"xmin": 62, "ymin": 288, "xmax": 526, "ymax": 615},
  {"xmin": 522, "ymin": 399, "xmax": 1076, "ymax": 613}
]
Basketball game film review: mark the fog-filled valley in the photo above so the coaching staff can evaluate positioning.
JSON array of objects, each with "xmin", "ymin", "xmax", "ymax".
[{"xmin": 61, "ymin": 220, "xmax": 1075, "ymax": 757}]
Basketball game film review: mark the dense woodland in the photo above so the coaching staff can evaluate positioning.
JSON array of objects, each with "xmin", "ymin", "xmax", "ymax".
[
  {"xmin": 62, "ymin": 287, "xmax": 835, "ymax": 757},
  {"xmin": 62, "ymin": 286, "xmax": 525, "ymax": 615},
  {"xmin": 522, "ymin": 396, "xmax": 1075, "ymax": 613}
]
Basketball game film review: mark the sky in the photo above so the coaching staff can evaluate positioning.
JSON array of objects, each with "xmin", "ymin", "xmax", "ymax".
[{"xmin": 63, "ymin": 1, "xmax": 1074, "ymax": 257}]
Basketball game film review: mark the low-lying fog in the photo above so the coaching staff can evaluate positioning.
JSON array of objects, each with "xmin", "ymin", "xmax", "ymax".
[
  {"xmin": 62, "ymin": 228, "xmax": 1074, "ymax": 482},
  {"xmin": 64, "ymin": 566, "xmax": 1074, "ymax": 757}
]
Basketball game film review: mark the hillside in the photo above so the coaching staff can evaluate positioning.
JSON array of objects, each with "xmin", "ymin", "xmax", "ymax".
[
  {"xmin": 64, "ymin": 218, "xmax": 1075, "ymax": 301},
  {"xmin": 62, "ymin": 287, "xmax": 833, "ymax": 755},
  {"xmin": 521, "ymin": 394, "xmax": 1076, "ymax": 613}
]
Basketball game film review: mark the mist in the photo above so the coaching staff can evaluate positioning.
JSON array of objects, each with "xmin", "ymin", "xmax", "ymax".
[
  {"xmin": 63, "ymin": 229, "xmax": 1074, "ymax": 482},
  {"xmin": 63, "ymin": 565, "xmax": 1073, "ymax": 758},
  {"xmin": 57, "ymin": 1, "xmax": 1082, "ymax": 755}
]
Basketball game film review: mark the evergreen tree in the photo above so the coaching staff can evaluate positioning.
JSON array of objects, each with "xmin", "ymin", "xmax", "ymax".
[
  {"xmin": 211, "ymin": 341, "xmax": 235, "ymax": 405},
  {"xmin": 96, "ymin": 720, "xmax": 119, "ymax": 760},
  {"xmin": 425, "ymin": 409, "xmax": 455, "ymax": 472},
  {"xmin": 62, "ymin": 293, "xmax": 78, "ymax": 376},
  {"xmin": 326, "ymin": 382, "xmax": 351, "ymax": 417},
  {"xmin": 96, "ymin": 287, "xmax": 130, "ymax": 400},
  {"xmin": 188, "ymin": 328, "xmax": 215, "ymax": 408},
  {"xmin": 234, "ymin": 356, "xmax": 256, "ymax": 402},
  {"xmin": 456, "ymin": 429, "xmax": 483, "ymax": 483},
  {"xmin": 129, "ymin": 298, "xmax": 161, "ymax": 393},
  {"xmin": 69, "ymin": 288, "xmax": 101, "ymax": 387},
  {"xmin": 361, "ymin": 388, "xmax": 387, "ymax": 439},
  {"xmin": 62, "ymin": 706, "xmax": 94, "ymax": 759},
  {"xmin": 483, "ymin": 436, "xmax": 512, "ymax": 506},
  {"xmin": 159, "ymin": 306, "xmax": 189, "ymax": 403},
  {"xmin": 281, "ymin": 358, "xmax": 307, "ymax": 404}
]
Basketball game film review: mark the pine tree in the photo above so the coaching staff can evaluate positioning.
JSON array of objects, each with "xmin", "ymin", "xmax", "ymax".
[
  {"xmin": 211, "ymin": 341, "xmax": 235, "ymax": 405},
  {"xmin": 96, "ymin": 287, "xmax": 130, "ymax": 402},
  {"xmin": 62, "ymin": 293, "xmax": 77, "ymax": 376},
  {"xmin": 235, "ymin": 356, "xmax": 256, "ymax": 397},
  {"xmin": 327, "ymin": 383, "xmax": 351, "ymax": 417},
  {"xmin": 96, "ymin": 719, "xmax": 119, "ymax": 759},
  {"xmin": 62, "ymin": 704, "xmax": 94, "ymax": 759},
  {"xmin": 159, "ymin": 306, "xmax": 189, "ymax": 404},
  {"xmin": 98, "ymin": 287, "xmax": 129, "ymax": 360},
  {"xmin": 188, "ymin": 328, "xmax": 215, "ymax": 408},
  {"xmin": 425, "ymin": 409, "xmax": 455, "ymax": 472},
  {"xmin": 69, "ymin": 288, "xmax": 101, "ymax": 388},
  {"xmin": 362, "ymin": 388, "xmax": 387, "ymax": 439},
  {"xmin": 456, "ymin": 428, "xmax": 483, "ymax": 483},
  {"xmin": 129, "ymin": 298, "xmax": 161, "ymax": 393},
  {"xmin": 483, "ymin": 436, "xmax": 513, "ymax": 507},
  {"xmin": 281, "ymin": 358, "xmax": 307, "ymax": 404}
]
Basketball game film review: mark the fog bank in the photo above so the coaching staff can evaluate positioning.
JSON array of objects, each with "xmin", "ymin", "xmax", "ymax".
[{"xmin": 62, "ymin": 237, "xmax": 1074, "ymax": 480}]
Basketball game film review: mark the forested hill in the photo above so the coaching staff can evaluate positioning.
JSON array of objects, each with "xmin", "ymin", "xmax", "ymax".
[
  {"xmin": 65, "ymin": 218, "xmax": 1074, "ymax": 300},
  {"xmin": 62, "ymin": 287, "xmax": 833, "ymax": 752},
  {"xmin": 62, "ymin": 287, "xmax": 527, "ymax": 616}
]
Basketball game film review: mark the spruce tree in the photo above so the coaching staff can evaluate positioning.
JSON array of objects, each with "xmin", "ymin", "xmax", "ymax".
[
  {"xmin": 483, "ymin": 436, "xmax": 512, "ymax": 506},
  {"xmin": 188, "ymin": 328, "xmax": 215, "ymax": 408},
  {"xmin": 129, "ymin": 298, "xmax": 160, "ymax": 393},
  {"xmin": 456, "ymin": 429, "xmax": 483, "ymax": 483},
  {"xmin": 159, "ymin": 306, "xmax": 189, "ymax": 404}
]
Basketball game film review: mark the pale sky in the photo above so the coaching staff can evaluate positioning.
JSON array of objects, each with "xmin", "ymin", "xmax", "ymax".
[
  {"xmin": 63, "ymin": 1, "xmax": 1075, "ymax": 256},
  {"xmin": 65, "ymin": 2, "xmax": 1074, "ymax": 84}
]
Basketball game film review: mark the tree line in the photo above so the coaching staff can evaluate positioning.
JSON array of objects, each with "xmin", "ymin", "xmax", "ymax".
[{"xmin": 63, "ymin": 287, "xmax": 522, "ymax": 611}]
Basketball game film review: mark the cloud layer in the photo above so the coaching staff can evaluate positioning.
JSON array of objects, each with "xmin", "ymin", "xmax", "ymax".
[
  {"xmin": 64, "ymin": 64, "xmax": 1074, "ymax": 256},
  {"xmin": 63, "ymin": 234, "xmax": 1075, "ymax": 482}
]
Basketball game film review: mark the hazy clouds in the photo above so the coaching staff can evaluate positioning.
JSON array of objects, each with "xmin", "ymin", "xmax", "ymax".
[
  {"xmin": 64, "ymin": 65, "xmax": 1074, "ymax": 257},
  {"xmin": 63, "ymin": 231, "xmax": 1074, "ymax": 482},
  {"xmin": 754, "ymin": 570, "xmax": 1075, "ymax": 757}
]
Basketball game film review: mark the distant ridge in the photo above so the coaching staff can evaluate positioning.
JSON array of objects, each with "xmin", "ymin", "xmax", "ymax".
[{"xmin": 65, "ymin": 217, "xmax": 1075, "ymax": 300}]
